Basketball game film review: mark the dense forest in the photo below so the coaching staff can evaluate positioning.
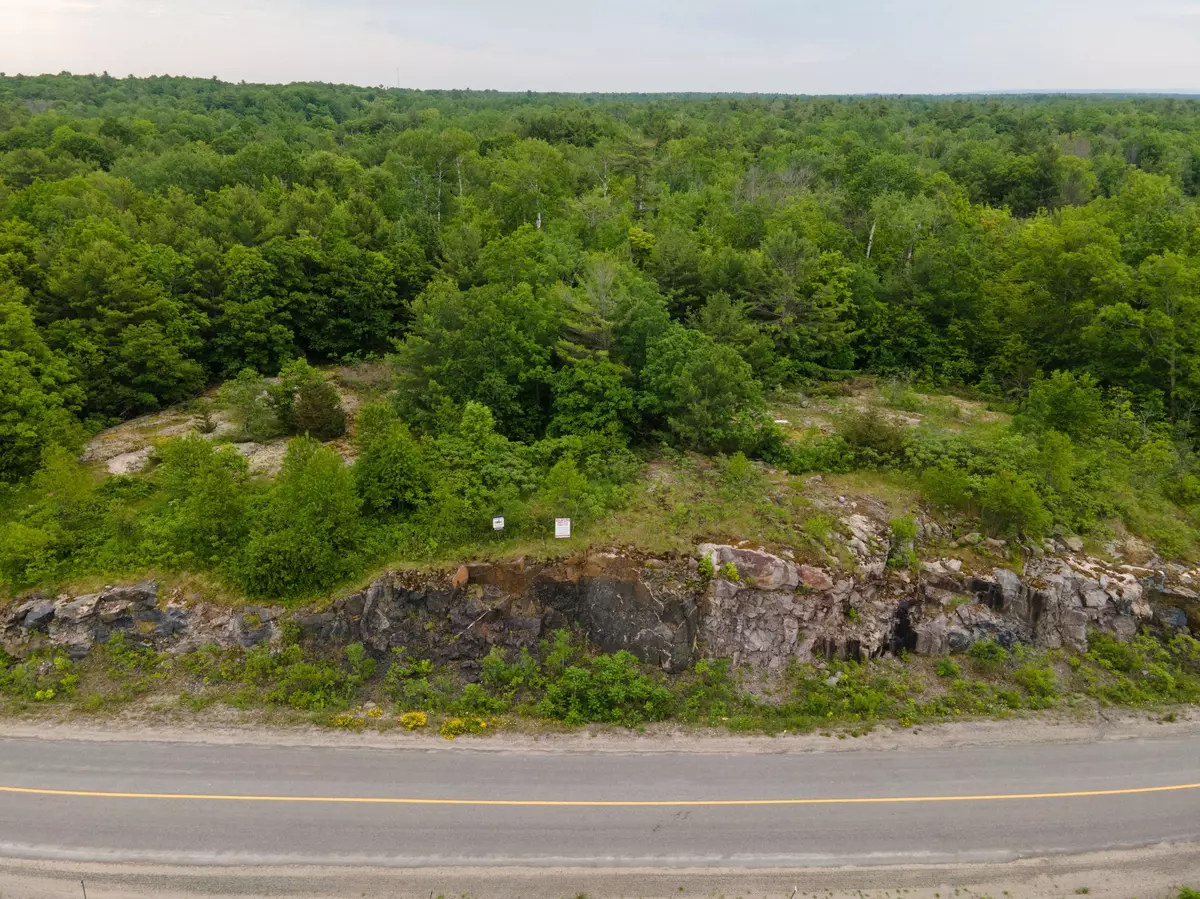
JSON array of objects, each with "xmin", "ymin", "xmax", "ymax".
[{"xmin": 4, "ymin": 74, "xmax": 1200, "ymax": 599}]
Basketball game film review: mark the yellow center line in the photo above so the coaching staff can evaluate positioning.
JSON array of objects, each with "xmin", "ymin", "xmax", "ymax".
[{"xmin": 1, "ymin": 782, "xmax": 1199, "ymax": 807}]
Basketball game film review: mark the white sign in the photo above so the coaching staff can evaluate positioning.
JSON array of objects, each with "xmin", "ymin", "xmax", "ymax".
[
  {"xmin": 492, "ymin": 516, "xmax": 505, "ymax": 531},
  {"xmin": 555, "ymin": 518, "xmax": 571, "ymax": 539}
]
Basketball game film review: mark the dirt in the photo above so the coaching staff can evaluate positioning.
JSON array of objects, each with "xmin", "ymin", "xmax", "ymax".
[
  {"xmin": 1, "ymin": 844, "xmax": 1197, "ymax": 898},
  {"xmin": 1, "ymin": 704, "xmax": 1195, "ymax": 755}
]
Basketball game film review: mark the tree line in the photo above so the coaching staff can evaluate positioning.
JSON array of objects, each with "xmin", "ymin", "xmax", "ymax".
[{"xmin": 4, "ymin": 75, "xmax": 1200, "ymax": 594}]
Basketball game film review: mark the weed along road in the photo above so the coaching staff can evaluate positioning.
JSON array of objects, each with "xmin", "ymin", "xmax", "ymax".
[{"xmin": 1, "ymin": 735, "xmax": 1200, "ymax": 873}]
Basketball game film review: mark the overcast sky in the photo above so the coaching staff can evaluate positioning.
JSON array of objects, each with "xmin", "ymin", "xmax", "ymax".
[{"xmin": 3, "ymin": 0, "xmax": 1200, "ymax": 94}]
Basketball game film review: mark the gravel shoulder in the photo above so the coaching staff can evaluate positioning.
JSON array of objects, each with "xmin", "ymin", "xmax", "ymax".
[
  {"xmin": 0, "ymin": 704, "xmax": 1196, "ymax": 754},
  {"xmin": 2, "ymin": 844, "xmax": 1198, "ymax": 899}
]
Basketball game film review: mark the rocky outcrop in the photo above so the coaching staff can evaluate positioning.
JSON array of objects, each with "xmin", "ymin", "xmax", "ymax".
[{"xmin": 1, "ymin": 544, "xmax": 1190, "ymax": 673}]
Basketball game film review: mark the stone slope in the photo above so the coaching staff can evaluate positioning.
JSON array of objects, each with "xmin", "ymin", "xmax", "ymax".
[{"xmin": 4, "ymin": 543, "xmax": 1197, "ymax": 674}]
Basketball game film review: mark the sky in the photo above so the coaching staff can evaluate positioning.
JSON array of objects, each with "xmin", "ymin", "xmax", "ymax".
[{"xmin": 3, "ymin": 0, "xmax": 1200, "ymax": 94}]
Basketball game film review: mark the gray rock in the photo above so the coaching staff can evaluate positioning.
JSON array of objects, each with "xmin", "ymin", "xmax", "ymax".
[
  {"xmin": 97, "ymin": 599, "xmax": 133, "ymax": 624},
  {"xmin": 23, "ymin": 601, "xmax": 55, "ymax": 630},
  {"xmin": 1064, "ymin": 535, "xmax": 1085, "ymax": 553},
  {"xmin": 1154, "ymin": 607, "xmax": 1190, "ymax": 635},
  {"xmin": 55, "ymin": 594, "xmax": 99, "ymax": 622},
  {"xmin": 698, "ymin": 544, "xmax": 799, "ymax": 591}
]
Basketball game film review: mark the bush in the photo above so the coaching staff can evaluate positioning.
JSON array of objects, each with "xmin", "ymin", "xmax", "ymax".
[
  {"xmin": 270, "ymin": 359, "xmax": 347, "ymax": 439},
  {"xmin": 921, "ymin": 463, "xmax": 978, "ymax": 515},
  {"xmin": 1012, "ymin": 662, "xmax": 1058, "ymax": 706},
  {"xmin": 290, "ymin": 378, "xmax": 347, "ymax": 439},
  {"xmin": 1022, "ymin": 371, "xmax": 1106, "ymax": 441},
  {"xmin": 967, "ymin": 639, "xmax": 1009, "ymax": 671},
  {"xmin": 979, "ymin": 470, "xmax": 1052, "ymax": 538},
  {"xmin": 353, "ymin": 404, "xmax": 429, "ymax": 514},
  {"xmin": 440, "ymin": 716, "xmax": 488, "ymax": 739},
  {"xmin": 784, "ymin": 434, "xmax": 857, "ymax": 474},
  {"xmin": 549, "ymin": 356, "xmax": 637, "ymax": 439},
  {"xmin": 220, "ymin": 369, "xmax": 281, "ymax": 442},
  {"xmin": 538, "ymin": 650, "xmax": 673, "ymax": 726},
  {"xmin": 840, "ymin": 408, "xmax": 908, "ymax": 463},
  {"xmin": 638, "ymin": 326, "xmax": 766, "ymax": 453},
  {"xmin": 399, "ymin": 710, "xmax": 428, "ymax": 730},
  {"xmin": 237, "ymin": 438, "xmax": 363, "ymax": 598},
  {"xmin": 936, "ymin": 658, "xmax": 961, "ymax": 678},
  {"xmin": 888, "ymin": 515, "xmax": 918, "ymax": 569},
  {"xmin": 156, "ymin": 436, "xmax": 251, "ymax": 565}
]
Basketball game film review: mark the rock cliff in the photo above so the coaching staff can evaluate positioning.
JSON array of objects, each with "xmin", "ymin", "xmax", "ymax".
[{"xmin": 2, "ymin": 543, "xmax": 1195, "ymax": 672}]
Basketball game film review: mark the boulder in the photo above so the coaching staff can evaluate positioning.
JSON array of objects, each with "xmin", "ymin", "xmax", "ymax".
[
  {"xmin": 798, "ymin": 565, "xmax": 834, "ymax": 592},
  {"xmin": 23, "ymin": 601, "xmax": 55, "ymax": 630},
  {"xmin": 54, "ymin": 594, "xmax": 100, "ymax": 622},
  {"xmin": 698, "ymin": 544, "xmax": 799, "ymax": 590}
]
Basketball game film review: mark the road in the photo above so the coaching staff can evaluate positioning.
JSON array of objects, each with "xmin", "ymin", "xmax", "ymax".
[{"xmin": 1, "ymin": 734, "xmax": 1199, "ymax": 872}]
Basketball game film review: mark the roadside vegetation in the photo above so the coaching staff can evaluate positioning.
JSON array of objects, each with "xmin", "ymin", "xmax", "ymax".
[
  {"xmin": 6, "ymin": 79, "xmax": 1200, "ymax": 606},
  {"xmin": 4, "ymin": 625, "xmax": 1198, "ymax": 737}
]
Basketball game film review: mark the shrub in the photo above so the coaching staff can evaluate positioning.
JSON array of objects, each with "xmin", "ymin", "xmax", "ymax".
[
  {"xmin": 237, "ymin": 438, "xmax": 363, "ymax": 598},
  {"xmin": 936, "ymin": 658, "xmax": 961, "ymax": 678},
  {"xmin": 155, "ymin": 436, "xmax": 251, "ymax": 565},
  {"xmin": 549, "ymin": 356, "xmax": 637, "ymax": 439},
  {"xmin": 979, "ymin": 470, "xmax": 1052, "ymax": 538},
  {"xmin": 399, "ymin": 710, "xmax": 428, "ymax": 730},
  {"xmin": 697, "ymin": 554, "xmax": 715, "ymax": 579},
  {"xmin": 219, "ymin": 369, "xmax": 281, "ymax": 442},
  {"xmin": 440, "ymin": 716, "xmax": 488, "ymax": 739},
  {"xmin": 637, "ymin": 326, "xmax": 765, "ymax": 453},
  {"xmin": 719, "ymin": 561, "xmax": 740, "ymax": 582},
  {"xmin": 887, "ymin": 515, "xmax": 918, "ymax": 569},
  {"xmin": 1022, "ymin": 371, "xmax": 1106, "ymax": 441},
  {"xmin": 920, "ymin": 463, "xmax": 978, "ymax": 515},
  {"xmin": 538, "ymin": 650, "xmax": 673, "ymax": 726},
  {"xmin": 535, "ymin": 454, "xmax": 602, "ymax": 528},
  {"xmin": 1012, "ymin": 662, "xmax": 1059, "ymax": 706},
  {"xmin": 840, "ymin": 408, "xmax": 908, "ymax": 463},
  {"xmin": 967, "ymin": 639, "xmax": 1009, "ymax": 671},
  {"xmin": 353, "ymin": 404, "xmax": 429, "ymax": 514},
  {"xmin": 719, "ymin": 452, "xmax": 758, "ymax": 491},
  {"xmin": 451, "ymin": 682, "xmax": 511, "ymax": 715},
  {"xmin": 289, "ymin": 378, "xmax": 347, "ymax": 439},
  {"xmin": 480, "ymin": 646, "xmax": 535, "ymax": 693},
  {"xmin": 784, "ymin": 434, "xmax": 857, "ymax": 474}
]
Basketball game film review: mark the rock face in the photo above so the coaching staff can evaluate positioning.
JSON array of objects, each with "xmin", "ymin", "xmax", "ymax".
[{"xmin": 1, "ymin": 545, "xmax": 1188, "ymax": 673}]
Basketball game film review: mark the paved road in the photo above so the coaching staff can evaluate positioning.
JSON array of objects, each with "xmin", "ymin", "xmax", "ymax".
[{"xmin": 1, "ymin": 735, "xmax": 1198, "ymax": 869}]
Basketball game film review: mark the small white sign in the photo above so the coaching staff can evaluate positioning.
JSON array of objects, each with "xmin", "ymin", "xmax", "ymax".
[
  {"xmin": 555, "ymin": 518, "xmax": 571, "ymax": 539},
  {"xmin": 492, "ymin": 516, "xmax": 505, "ymax": 531}
]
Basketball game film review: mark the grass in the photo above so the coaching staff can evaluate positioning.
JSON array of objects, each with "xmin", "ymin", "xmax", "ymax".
[{"xmin": 4, "ymin": 628, "xmax": 1198, "ymax": 739}]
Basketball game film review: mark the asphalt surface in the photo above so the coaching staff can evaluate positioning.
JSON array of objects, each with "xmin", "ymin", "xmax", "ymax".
[{"xmin": 1, "ymin": 735, "xmax": 1198, "ymax": 869}]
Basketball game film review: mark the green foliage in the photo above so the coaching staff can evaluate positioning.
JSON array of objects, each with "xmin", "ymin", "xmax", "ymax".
[
  {"xmin": 967, "ymin": 639, "xmax": 1009, "ymax": 670},
  {"xmin": 638, "ymin": 326, "xmax": 766, "ymax": 453},
  {"xmin": 935, "ymin": 658, "xmax": 961, "ymax": 678},
  {"xmin": 549, "ymin": 356, "xmax": 636, "ymax": 439},
  {"xmin": 237, "ymin": 438, "xmax": 363, "ymax": 598},
  {"xmin": 840, "ymin": 409, "xmax": 908, "ymax": 464},
  {"xmin": 887, "ymin": 515, "xmax": 918, "ymax": 569},
  {"xmin": 9, "ymin": 78, "xmax": 1200, "ymax": 591},
  {"xmin": 697, "ymin": 554, "xmax": 715, "ymax": 579},
  {"xmin": 1022, "ymin": 371, "xmax": 1107, "ymax": 441},
  {"xmin": 979, "ymin": 470, "xmax": 1053, "ymax": 538},
  {"xmin": 155, "ymin": 436, "xmax": 250, "ymax": 565},
  {"xmin": 0, "ymin": 282, "xmax": 85, "ymax": 481},
  {"xmin": 220, "ymin": 369, "xmax": 282, "ymax": 442},
  {"xmin": 353, "ymin": 403, "xmax": 429, "ymax": 514},
  {"xmin": 272, "ymin": 360, "xmax": 347, "ymax": 440},
  {"xmin": 538, "ymin": 650, "xmax": 674, "ymax": 726}
]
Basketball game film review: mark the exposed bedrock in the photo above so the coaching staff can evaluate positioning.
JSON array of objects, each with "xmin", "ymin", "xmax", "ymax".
[{"xmin": 2, "ymin": 544, "xmax": 1190, "ymax": 673}]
